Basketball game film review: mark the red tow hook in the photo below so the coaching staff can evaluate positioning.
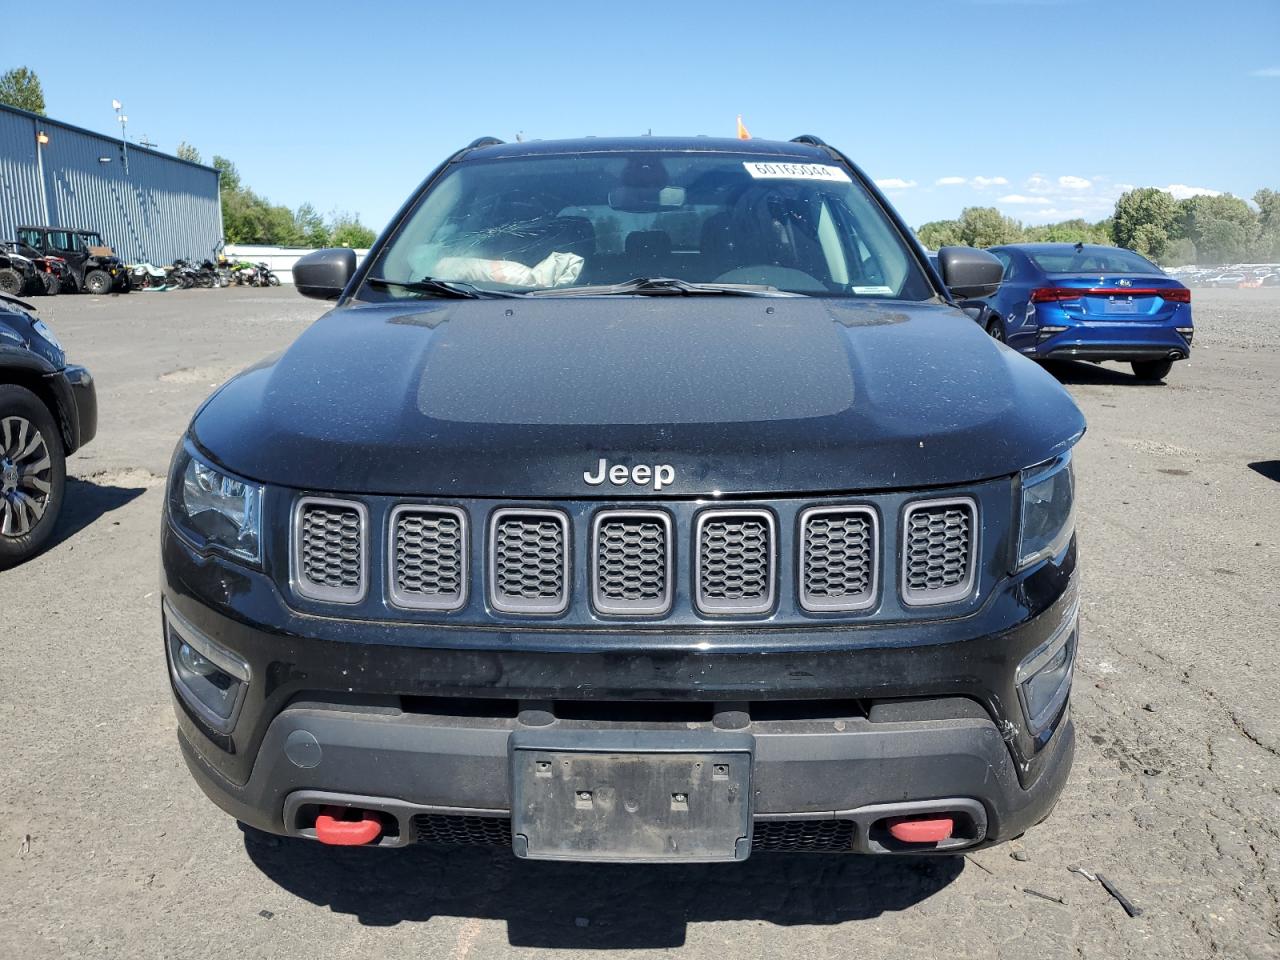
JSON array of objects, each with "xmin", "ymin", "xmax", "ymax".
[
  {"xmin": 887, "ymin": 816, "xmax": 954, "ymax": 844},
  {"xmin": 314, "ymin": 806, "xmax": 382, "ymax": 846}
]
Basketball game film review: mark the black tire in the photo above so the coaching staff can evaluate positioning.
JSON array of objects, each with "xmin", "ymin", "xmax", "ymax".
[
  {"xmin": 60, "ymin": 274, "xmax": 79, "ymax": 294},
  {"xmin": 41, "ymin": 273, "xmax": 59, "ymax": 296},
  {"xmin": 1131, "ymin": 359, "xmax": 1174, "ymax": 382},
  {"xmin": 84, "ymin": 270, "xmax": 112, "ymax": 295},
  {"xmin": 267, "ymin": 274, "xmax": 279, "ymax": 286},
  {"xmin": 0, "ymin": 268, "xmax": 23, "ymax": 296},
  {"xmin": 985, "ymin": 316, "xmax": 1005, "ymax": 342},
  {"xmin": 0, "ymin": 385, "xmax": 66, "ymax": 569}
]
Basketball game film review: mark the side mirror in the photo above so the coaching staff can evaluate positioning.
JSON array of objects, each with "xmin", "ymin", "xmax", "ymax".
[
  {"xmin": 936, "ymin": 246, "xmax": 1003, "ymax": 300},
  {"xmin": 294, "ymin": 248, "xmax": 356, "ymax": 300}
]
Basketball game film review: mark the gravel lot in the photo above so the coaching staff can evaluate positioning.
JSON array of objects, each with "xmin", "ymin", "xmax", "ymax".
[{"xmin": 2, "ymin": 287, "xmax": 1277, "ymax": 959}]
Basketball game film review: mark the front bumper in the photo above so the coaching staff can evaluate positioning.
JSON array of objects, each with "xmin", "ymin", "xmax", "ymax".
[
  {"xmin": 163, "ymin": 521, "xmax": 1079, "ymax": 855},
  {"xmin": 46, "ymin": 364, "xmax": 97, "ymax": 453}
]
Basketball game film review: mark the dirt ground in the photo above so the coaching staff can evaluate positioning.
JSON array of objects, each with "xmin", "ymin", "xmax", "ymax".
[{"xmin": 1, "ymin": 287, "xmax": 1277, "ymax": 959}]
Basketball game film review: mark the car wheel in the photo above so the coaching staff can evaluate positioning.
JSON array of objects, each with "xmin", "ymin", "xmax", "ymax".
[
  {"xmin": 0, "ymin": 268, "xmax": 23, "ymax": 296},
  {"xmin": 84, "ymin": 270, "xmax": 112, "ymax": 295},
  {"xmin": 1131, "ymin": 359, "xmax": 1174, "ymax": 382},
  {"xmin": 0, "ymin": 385, "xmax": 66, "ymax": 570},
  {"xmin": 985, "ymin": 316, "xmax": 1005, "ymax": 342}
]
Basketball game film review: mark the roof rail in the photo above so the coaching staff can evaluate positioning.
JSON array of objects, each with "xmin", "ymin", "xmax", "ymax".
[
  {"xmin": 465, "ymin": 136, "xmax": 505, "ymax": 150},
  {"xmin": 790, "ymin": 134, "xmax": 829, "ymax": 147}
]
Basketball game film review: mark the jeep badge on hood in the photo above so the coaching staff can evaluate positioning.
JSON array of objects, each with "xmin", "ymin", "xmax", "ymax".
[{"xmin": 584, "ymin": 458, "xmax": 675, "ymax": 491}]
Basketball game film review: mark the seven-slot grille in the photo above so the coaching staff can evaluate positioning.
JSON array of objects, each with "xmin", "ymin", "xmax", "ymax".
[
  {"xmin": 592, "ymin": 511, "xmax": 673, "ymax": 616},
  {"xmin": 901, "ymin": 498, "xmax": 977, "ymax": 606},
  {"xmin": 292, "ymin": 497, "xmax": 368, "ymax": 603},
  {"xmin": 289, "ymin": 497, "xmax": 981, "ymax": 615},
  {"xmin": 389, "ymin": 506, "xmax": 467, "ymax": 610},
  {"xmin": 488, "ymin": 509, "xmax": 571, "ymax": 614},
  {"xmin": 799, "ymin": 506, "xmax": 878, "ymax": 612},
  {"xmin": 695, "ymin": 510, "xmax": 776, "ymax": 615}
]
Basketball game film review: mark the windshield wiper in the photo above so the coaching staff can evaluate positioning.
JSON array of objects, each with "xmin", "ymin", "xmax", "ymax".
[
  {"xmin": 365, "ymin": 276, "xmax": 524, "ymax": 299},
  {"xmin": 527, "ymin": 277, "xmax": 805, "ymax": 298}
]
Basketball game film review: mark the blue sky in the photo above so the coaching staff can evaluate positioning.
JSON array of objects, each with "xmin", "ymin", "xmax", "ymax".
[{"xmin": 16, "ymin": 0, "xmax": 1279, "ymax": 232}]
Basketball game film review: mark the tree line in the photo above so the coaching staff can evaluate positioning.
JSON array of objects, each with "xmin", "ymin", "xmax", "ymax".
[{"xmin": 917, "ymin": 188, "xmax": 1280, "ymax": 266}]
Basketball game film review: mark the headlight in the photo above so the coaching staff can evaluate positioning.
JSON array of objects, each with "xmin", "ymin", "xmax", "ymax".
[
  {"xmin": 1016, "ymin": 451, "xmax": 1075, "ymax": 570},
  {"xmin": 32, "ymin": 319, "xmax": 63, "ymax": 351},
  {"xmin": 168, "ymin": 441, "xmax": 262, "ymax": 563}
]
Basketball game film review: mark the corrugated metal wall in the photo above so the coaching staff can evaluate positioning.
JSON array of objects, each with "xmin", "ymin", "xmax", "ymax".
[{"xmin": 0, "ymin": 104, "xmax": 222, "ymax": 265}]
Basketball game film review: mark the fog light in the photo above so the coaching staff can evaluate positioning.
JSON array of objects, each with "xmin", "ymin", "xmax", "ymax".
[
  {"xmin": 1176, "ymin": 327, "xmax": 1194, "ymax": 344},
  {"xmin": 164, "ymin": 602, "xmax": 249, "ymax": 733},
  {"xmin": 1016, "ymin": 603, "xmax": 1078, "ymax": 733},
  {"xmin": 1037, "ymin": 325, "xmax": 1069, "ymax": 341}
]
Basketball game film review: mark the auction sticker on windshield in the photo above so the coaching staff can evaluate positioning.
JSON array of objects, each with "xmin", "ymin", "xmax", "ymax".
[{"xmin": 743, "ymin": 162, "xmax": 852, "ymax": 183}]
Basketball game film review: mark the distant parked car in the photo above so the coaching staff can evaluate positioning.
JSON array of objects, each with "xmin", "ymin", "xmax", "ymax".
[
  {"xmin": 1203, "ymin": 274, "xmax": 1245, "ymax": 288},
  {"xmin": 971, "ymin": 243, "xmax": 1193, "ymax": 382},
  {"xmin": 1262, "ymin": 272, "xmax": 1280, "ymax": 287}
]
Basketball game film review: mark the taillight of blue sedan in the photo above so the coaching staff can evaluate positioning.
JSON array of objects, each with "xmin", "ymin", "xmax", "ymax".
[{"xmin": 975, "ymin": 243, "xmax": 1193, "ymax": 382}]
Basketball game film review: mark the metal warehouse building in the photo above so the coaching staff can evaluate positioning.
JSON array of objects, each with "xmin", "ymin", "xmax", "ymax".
[{"xmin": 0, "ymin": 103, "xmax": 222, "ymax": 265}]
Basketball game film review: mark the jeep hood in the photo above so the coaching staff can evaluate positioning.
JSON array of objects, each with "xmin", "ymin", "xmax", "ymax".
[{"xmin": 191, "ymin": 297, "xmax": 1084, "ymax": 497}]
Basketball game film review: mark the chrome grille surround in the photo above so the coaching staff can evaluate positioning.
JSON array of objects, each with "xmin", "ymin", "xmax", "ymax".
[
  {"xmin": 388, "ymin": 504, "xmax": 468, "ymax": 612},
  {"xmin": 590, "ymin": 509, "xmax": 674, "ymax": 617},
  {"xmin": 291, "ymin": 496, "xmax": 368, "ymax": 604},
  {"xmin": 694, "ymin": 509, "xmax": 777, "ymax": 616},
  {"xmin": 900, "ymin": 497, "xmax": 978, "ymax": 606},
  {"xmin": 798, "ymin": 505, "xmax": 879, "ymax": 612},
  {"xmin": 488, "ymin": 508, "xmax": 571, "ymax": 615}
]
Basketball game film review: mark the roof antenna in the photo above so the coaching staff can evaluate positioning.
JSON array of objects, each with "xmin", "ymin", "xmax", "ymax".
[{"xmin": 1073, "ymin": 241, "xmax": 1084, "ymax": 253}]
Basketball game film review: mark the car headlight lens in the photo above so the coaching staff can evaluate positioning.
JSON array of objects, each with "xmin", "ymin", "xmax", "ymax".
[
  {"xmin": 168, "ymin": 442, "xmax": 262, "ymax": 563},
  {"xmin": 1016, "ymin": 451, "xmax": 1075, "ymax": 570}
]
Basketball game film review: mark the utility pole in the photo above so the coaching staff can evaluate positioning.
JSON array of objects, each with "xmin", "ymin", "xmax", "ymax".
[{"xmin": 112, "ymin": 100, "xmax": 129, "ymax": 175}]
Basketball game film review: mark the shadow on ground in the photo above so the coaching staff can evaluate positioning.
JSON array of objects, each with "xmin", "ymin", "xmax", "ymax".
[
  {"xmin": 1040, "ymin": 359, "xmax": 1165, "ymax": 386},
  {"xmin": 244, "ymin": 836, "xmax": 962, "ymax": 946},
  {"xmin": 1248, "ymin": 460, "xmax": 1280, "ymax": 483},
  {"xmin": 48, "ymin": 477, "xmax": 149, "ymax": 550}
]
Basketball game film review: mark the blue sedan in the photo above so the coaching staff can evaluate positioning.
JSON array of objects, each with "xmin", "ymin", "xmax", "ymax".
[{"xmin": 970, "ymin": 243, "xmax": 1193, "ymax": 381}]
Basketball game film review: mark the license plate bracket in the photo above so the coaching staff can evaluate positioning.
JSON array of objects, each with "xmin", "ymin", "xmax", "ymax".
[
  {"xmin": 511, "ymin": 747, "xmax": 752, "ymax": 862},
  {"xmin": 1104, "ymin": 298, "xmax": 1138, "ymax": 314}
]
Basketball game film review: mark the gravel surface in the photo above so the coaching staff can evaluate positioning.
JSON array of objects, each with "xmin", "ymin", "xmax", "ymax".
[{"xmin": 2, "ymin": 287, "xmax": 1277, "ymax": 959}]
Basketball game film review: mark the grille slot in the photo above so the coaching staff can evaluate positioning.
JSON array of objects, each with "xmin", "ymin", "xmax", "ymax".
[
  {"xmin": 411, "ymin": 814, "xmax": 511, "ymax": 846},
  {"xmin": 901, "ymin": 498, "xmax": 977, "ymax": 606},
  {"xmin": 752, "ymin": 819, "xmax": 855, "ymax": 852},
  {"xmin": 293, "ymin": 497, "xmax": 367, "ymax": 603},
  {"xmin": 695, "ymin": 510, "xmax": 776, "ymax": 615},
  {"xmin": 591, "ymin": 510, "xmax": 673, "ymax": 616},
  {"xmin": 389, "ymin": 505, "xmax": 467, "ymax": 611},
  {"xmin": 489, "ymin": 509, "xmax": 570, "ymax": 615},
  {"xmin": 799, "ymin": 506, "xmax": 878, "ymax": 612}
]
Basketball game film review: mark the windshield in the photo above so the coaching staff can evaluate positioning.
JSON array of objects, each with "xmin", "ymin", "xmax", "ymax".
[
  {"xmin": 1029, "ymin": 247, "xmax": 1165, "ymax": 275},
  {"xmin": 364, "ymin": 151, "xmax": 934, "ymax": 299}
]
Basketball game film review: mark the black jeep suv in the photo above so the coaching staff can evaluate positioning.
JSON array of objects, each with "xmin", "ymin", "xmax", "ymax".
[
  {"xmin": 162, "ymin": 136, "xmax": 1084, "ymax": 861},
  {"xmin": 0, "ymin": 293, "xmax": 96, "ymax": 567}
]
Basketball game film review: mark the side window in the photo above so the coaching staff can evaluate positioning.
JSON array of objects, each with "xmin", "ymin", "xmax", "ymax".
[
  {"xmin": 991, "ymin": 251, "xmax": 1016, "ymax": 280},
  {"xmin": 17, "ymin": 228, "xmax": 41, "ymax": 249}
]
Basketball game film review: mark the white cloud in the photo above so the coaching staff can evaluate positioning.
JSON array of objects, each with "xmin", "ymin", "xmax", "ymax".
[
  {"xmin": 1058, "ymin": 175, "xmax": 1092, "ymax": 190},
  {"xmin": 1035, "ymin": 208, "xmax": 1086, "ymax": 219},
  {"xmin": 971, "ymin": 176, "xmax": 1009, "ymax": 188},
  {"xmin": 1163, "ymin": 183, "xmax": 1222, "ymax": 200},
  {"xmin": 1250, "ymin": 66, "xmax": 1280, "ymax": 78},
  {"xmin": 875, "ymin": 178, "xmax": 917, "ymax": 190},
  {"xmin": 1026, "ymin": 174, "xmax": 1053, "ymax": 193},
  {"xmin": 935, "ymin": 176, "xmax": 968, "ymax": 186},
  {"xmin": 998, "ymin": 194, "xmax": 1046, "ymax": 205}
]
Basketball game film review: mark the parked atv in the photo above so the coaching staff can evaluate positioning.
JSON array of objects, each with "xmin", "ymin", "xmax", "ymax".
[
  {"xmin": 14, "ymin": 226, "xmax": 129, "ymax": 295},
  {"xmin": 0, "ymin": 247, "xmax": 40, "ymax": 297},
  {"xmin": 3, "ymin": 242, "xmax": 68, "ymax": 296}
]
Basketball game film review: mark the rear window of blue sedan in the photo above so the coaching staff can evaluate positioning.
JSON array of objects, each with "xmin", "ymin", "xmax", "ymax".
[{"xmin": 1028, "ymin": 248, "xmax": 1165, "ymax": 275}]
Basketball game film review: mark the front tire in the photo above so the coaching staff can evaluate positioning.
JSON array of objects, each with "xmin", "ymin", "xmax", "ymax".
[
  {"xmin": 0, "ymin": 268, "xmax": 23, "ymax": 296},
  {"xmin": 0, "ymin": 385, "xmax": 66, "ymax": 569},
  {"xmin": 84, "ymin": 270, "xmax": 112, "ymax": 295},
  {"xmin": 1132, "ymin": 359, "xmax": 1174, "ymax": 382}
]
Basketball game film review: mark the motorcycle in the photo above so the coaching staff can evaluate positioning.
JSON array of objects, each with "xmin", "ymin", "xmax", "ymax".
[
  {"xmin": 255, "ymin": 261, "xmax": 280, "ymax": 287},
  {"xmin": 127, "ymin": 262, "xmax": 170, "ymax": 291}
]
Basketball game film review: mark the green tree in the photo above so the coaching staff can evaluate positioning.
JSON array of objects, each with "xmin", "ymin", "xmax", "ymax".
[
  {"xmin": 212, "ymin": 155, "xmax": 242, "ymax": 194},
  {"xmin": 0, "ymin": 66, "xmax": 45, "ymax": 114},
  {"xmin": 328, "ymin": 212, "xmax": 376, "ymax": 249},
  {"xmin": 176, "ymin": 141, "xmax": 202, "ymax": 163},
  {"xmin": 294, "ymin": 203, "xmax": 330, "ymax": 248},
  {"xmin": 1178, "ymin": 194, "xmax": 1258, "ymax": 264},
  {"xmin": 955, "ymin": 207, "xmax": 1024, "ymax": 248},
  {"xmin": 1111, "ymin": 188, "xmax": 1178, "ymax": 258},
  {"xmin": 916, "ymin": 219, "xmax": 963, "ymax": 249}
]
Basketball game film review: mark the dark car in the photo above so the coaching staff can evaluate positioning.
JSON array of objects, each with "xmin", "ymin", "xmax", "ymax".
[
  {"xmin": 0, "ymin": 293, "xmax": 97, "ymax": 567},
  {"xmin": 162, "ymin": 135, "xmax": 1084, "ymax": 862},
  {"xmin": 14, "ymin": 226, "xmax": 128, "ymax": 295},
  {"xmin": 972, "ymin": 243, "xmax": 1193, "ymax": 382}
]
